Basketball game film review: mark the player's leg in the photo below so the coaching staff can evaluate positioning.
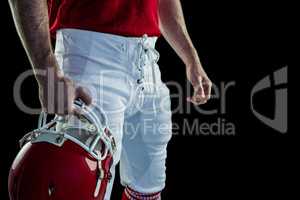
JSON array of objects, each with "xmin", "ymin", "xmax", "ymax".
[
  {"xmin": 54, "ymin": 28, "xmax": 132, "ymax": 200},
  {"xmin": 120, "ymin": 83, "xmax": 172, "ymax": 200},
  {"xmin": 91, "ymin": 85, "xmax": 126, "ymax": 200}
]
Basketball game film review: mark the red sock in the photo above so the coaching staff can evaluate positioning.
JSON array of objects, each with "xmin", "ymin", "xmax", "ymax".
[{"xmin": 121, "ymin": 187, "xmax": 161, "ymax": 200}]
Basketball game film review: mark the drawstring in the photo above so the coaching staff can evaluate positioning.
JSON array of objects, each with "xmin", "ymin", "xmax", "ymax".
[{"xmin": 137, "ymin": 34, "xmax": 159, "ymax": 93}]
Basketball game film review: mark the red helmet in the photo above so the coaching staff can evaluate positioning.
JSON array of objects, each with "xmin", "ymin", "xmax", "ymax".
[{"xmin": 8, "ymin": 101, "xmax": 116, "ymax": 200}]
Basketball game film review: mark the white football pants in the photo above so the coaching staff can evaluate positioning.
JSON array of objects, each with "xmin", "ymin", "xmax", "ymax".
[{"xmin": 54, "ymin": 28, "xmax": 172, "ymax": 199}]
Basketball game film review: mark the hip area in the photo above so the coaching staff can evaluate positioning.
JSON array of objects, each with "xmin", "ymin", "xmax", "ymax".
[{"xmin": 54, "ymin": 28, "xmax": 165, "ymax": 94}]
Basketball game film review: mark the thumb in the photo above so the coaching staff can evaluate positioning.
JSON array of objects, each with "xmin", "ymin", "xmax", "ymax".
[
  {"xmin": 194, "ymin": 82, "xmax": 205, "ymax": 98},
  {"xmin": 75, "ymin": 86, "xmax": 92, "ymax": 106}
]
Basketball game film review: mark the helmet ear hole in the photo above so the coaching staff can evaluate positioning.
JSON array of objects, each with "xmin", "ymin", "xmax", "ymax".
[
  {"xmin": 100, "ymin": 141, "xmax": 107, "ymax": 156},
  {"xmin": 92, "ymin": 140, "xmax": 106, "ymax": 158}
]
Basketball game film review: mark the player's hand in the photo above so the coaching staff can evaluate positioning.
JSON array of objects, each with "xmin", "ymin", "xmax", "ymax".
[
  {"xmin": 186, "ymin": 62, "xmax": 212, "ymax": 105},
  {"xmin": 37, "ymin": 68, "xmax": 92, "ymax": 115}
]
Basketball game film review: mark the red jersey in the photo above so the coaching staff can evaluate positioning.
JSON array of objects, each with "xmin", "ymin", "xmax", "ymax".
[{"xmin": 48, "ymin": 0, "xmax": 161, "ymax": 37}]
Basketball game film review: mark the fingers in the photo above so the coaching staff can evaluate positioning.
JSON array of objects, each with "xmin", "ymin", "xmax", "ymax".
[
  {"xmin": 58, "ymin": 77, "xmax": 75, "ymax": 115},
  {"xmin": 56, "ymin": 85, "xmax": 92, "ymax": 117},
  {"xmin": 187, "ymin": 93, "xmax": 207, "ymax": 105},
  {"xmin": 72, "ymin": 106, "xmax": 84, "ymax": 119},
  {"xmin": 75, "ymin": 86, "xmax": 92, "ymax": 106},
  {"xmin": 63, "ymin": 77, "xmax": 75, "ymax": 115},
  {"xmin": 203, "ymin": 79, "xmax": 212, "ymax": 100},
  {"xmin": 39, "ymin": 76, "xmax": 93, "ymax": 116},
  {"xmin": 187, "ymin": 78, "xmax": 212, "ymax": 105},
  {"xmin": 39, "ymin": 79, "xmax": 71, "ymax": 116}
]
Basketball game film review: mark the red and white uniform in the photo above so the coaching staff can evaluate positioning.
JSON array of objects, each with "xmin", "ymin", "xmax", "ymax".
[
  {"xmin": 47, "ymin": 1, "xmax": 170, "ymax": 200},
  {"xmin": 48, "ymin": 0, "xmax": 161, "ymax": 37}
]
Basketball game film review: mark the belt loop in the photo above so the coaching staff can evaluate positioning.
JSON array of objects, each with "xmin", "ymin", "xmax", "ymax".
[{"xmin": 121, "ymin": 42, "xmax": 126, "ymax": 52}]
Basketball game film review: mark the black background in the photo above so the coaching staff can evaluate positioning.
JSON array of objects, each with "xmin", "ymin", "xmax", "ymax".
[{"xmin": 1, "ymin": 0, "xmax": 294, "ymax": 199}]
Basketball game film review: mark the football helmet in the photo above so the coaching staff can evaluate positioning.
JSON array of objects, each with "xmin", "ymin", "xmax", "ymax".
[{"xmin": 8, "ymin": 100, "xmax": 116, "ymax": 200}]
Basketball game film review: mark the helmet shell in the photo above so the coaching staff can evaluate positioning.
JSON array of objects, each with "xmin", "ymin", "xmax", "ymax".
[{"xmin": 8, "ymin": 140, "xmax": 113, "ymax": 200}]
